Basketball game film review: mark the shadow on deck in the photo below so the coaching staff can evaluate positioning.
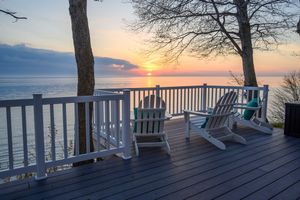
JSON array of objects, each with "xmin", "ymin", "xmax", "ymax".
[{"xmin": 1, "ymin": 118, "xmax": 300, "ymax": 200}]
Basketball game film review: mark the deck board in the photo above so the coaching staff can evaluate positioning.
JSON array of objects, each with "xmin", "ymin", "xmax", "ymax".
[{"xmin": 0, "ymin": 118, "xmax": 300, "ymax": 200}]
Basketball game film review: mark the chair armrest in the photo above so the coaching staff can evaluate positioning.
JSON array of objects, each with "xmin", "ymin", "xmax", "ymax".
[
  {"xmin": 183, "ymin": 110, "xmax": 211, "ymax": 117},
  {"xmin": 131, "ymin": 118, "xmax": 169, "ymax": 122},
  {"xmin": 234, "ymin": 105, "xmax": 261, "ymax": 110}
]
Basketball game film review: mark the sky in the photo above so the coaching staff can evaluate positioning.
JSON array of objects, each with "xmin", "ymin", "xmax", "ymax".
[{"xmin": 0, "ymin": 0, "xmax": 299, "ymax": 76}]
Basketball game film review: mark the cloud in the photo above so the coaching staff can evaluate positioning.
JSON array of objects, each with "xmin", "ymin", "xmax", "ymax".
[{"xmin": 0, "ymin": 44, "xmax": 139, "ymax": 76}]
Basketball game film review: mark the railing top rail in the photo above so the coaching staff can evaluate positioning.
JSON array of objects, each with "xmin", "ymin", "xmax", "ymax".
[
  {"xmin": 95, "ymin": 84, "xmax": 266, "ymax": 92},
  {"xmin": 0, "ymin": 94, "xmax": 124, "ymax": 108},
  {"xmin": 42, "ymin": 94, "xmax": 123, "ymax": 105},
  {"xmin": 95, "ymin": 89, "xmax": 123, "ymax": 95},
  {"xmin": 0, "ymin": 99, "xmax": 34, "ymax": 107},
  {"xmin": 205, "ymin": 85, "xmax": 265, "ymax": 90}
]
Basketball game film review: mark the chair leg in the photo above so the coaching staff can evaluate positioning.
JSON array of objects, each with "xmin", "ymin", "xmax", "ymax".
[
  {"xmin": 199, "ymin": 130, "xmax": 226, "ymax": 150},
  {"xmin": 251, "ymin": 119, "xmax": 273, "ymax": 134},
  {"xmin": 185, "ymin": 122, "xmax": 190, "ymax": 139},
  {"xmin": 224, "ymin": 127, "xmax": 247, "ymax": 144},
  {"xmin": 184, "ymin": 112, "xmax": 190, "ymax": 139},
  {"xmin": 133, "ymin": 136, "xmax": 139, "ymax": 156},
  {"xmin": 134, "ymin": 141, "xmax": 139, "ymax": 156},
  {"xmin": 161, "ymin": 135, "xmax": 171, "ymax": 154},
  {"xmin": 166, "ymin": 141, "xmax": 171, "ymax": 154}
]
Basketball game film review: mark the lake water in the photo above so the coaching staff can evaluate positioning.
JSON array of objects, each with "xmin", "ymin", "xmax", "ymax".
[
  {"xmin": 0, "ymin": 76, "xmax": 283, "ymax": 173},
  {"xmin": 0, "ymin": 75, "xmax": 283, "ymax": 100}
]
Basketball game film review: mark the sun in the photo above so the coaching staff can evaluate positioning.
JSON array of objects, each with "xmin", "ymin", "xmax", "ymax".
[{"xmin": 147, "ymin": 72, "xmax": 152, "ymax": 76}]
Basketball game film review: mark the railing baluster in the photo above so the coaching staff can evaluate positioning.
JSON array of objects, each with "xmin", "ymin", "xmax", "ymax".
[
  {"xmin": 122, "ymin": 90, "xmax": 131, "ymax": 159},
  {"xmin": 257, "ymin": 90, "xmax": 261, "ymax": 117},
  {"xmin": 138, "ymin": 90, "xmax": 141, "ymax": 107},
  {"xmin": 191, "ymin": 88, "xmax": 193, "ymax": 111},
  {"xmin": 167, "ymin": 89, "xmax": 170, "ymax": 114},
  {"xmin": 62, "ymin": 103, "xmax": 68, "ymax": 159},
  {"xmin": 85, "ymin": 102, "xmax": 90, "ymax": 153},
  {"xmin": 184, "ymin": 88, "xmax": 186, "ymax": 110},
  {"xmin": 105, "ymin": 100, "xmax": 110, "ymax": 150},
  {"xmin": 176, "ymin": 89, "xmax": 179, "ymax": 114},
  {"xmin": 214, "ymin": 88, "xmax": 217, "ymax": 105},
  {"xmin": 211, "ymin": 88, "xmax": 214, "ymax": 108},
  {"xmin": 195, "ymin": 88, "xmax": 197, "ymax": 110},
  {"xmin": 241, "ymin": 88, "xmax": 245, "ymax": 105},
  {"xmin": 33, "ymin": 94, "xmax": 46, "ymax": 180},
  {"xmin": 95, "ymin": 101, "xmax": 100, "ymax": 151},
  {"xmin": 143, "ymin": 90, "xmax": 145, "ymax": 106},
  {"xmin": 114, "ymin": 100, "xmax": 120, "ymax": 148},
  {"xmin": 262, "ymin": 85, "xmax": 269, "ymax": 122},
  {"xmin": 187, "ymin": 88, "xmax": 190, "ymax": 110},
  {"xmin": 172, "ymin": 89, "xmax": 175, "ymax": 114},
  {"xmin": 50, "ymin": 104, "xmax": 56, "ymax": 161},
  {"xmin": 180, "ymin": 88, "xmax": 183, "ymax": 113},
  {"xmin": 74, "ymin": 103, "xmax": 79, "ymax": 155},
  {"xmin": 207, "ymin": 88, "xmax": 210, "ymax": 109},
  {"xmin": 166, "ymin": 89, "xmax": 168, "ymax": 111},
  {"xmin": 246, "ymin": 89, "xmax": 250, "ymax": 101},
  {"xmin": 203, "ymin": 83, "xmax": 207, "ymax": 112},
  {"xmin": 110, "ymin": 101, "xmax": 115, "ymax": 139},
  {"xmin": 133, "ymin": 90, "xmax": 136, "ymax": 109},
  {"xmin": 6, "ymin": 107, "xmax": 13, "ymax": 170},
  {"xmin": 21, "ymin": 106, "xmax": 28, "ymax": 167}
]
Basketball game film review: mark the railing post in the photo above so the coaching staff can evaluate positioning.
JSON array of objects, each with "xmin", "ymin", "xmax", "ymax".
[
  {"xmin": 262, "ymin": 85, "xmax": 269, "ymax": 122},
  {"xmin": 122, "ymin": 89, "xmax": 132, "ymax": 160},
  {"xmin": 156, "ymin": 85, "xmax": 160, "ymax": 97},
  {"xmin": 33, "ymin": 94, "xmax": 47, "ymax": 180},
  {"xmin": 202, "ymin": 83, "xmax": 207, "ymax": 112}
]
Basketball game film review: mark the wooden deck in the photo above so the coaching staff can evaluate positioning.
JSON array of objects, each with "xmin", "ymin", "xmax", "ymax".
[{"xmin": 1, "ymin": 118, "xmax": 300, "ymax": 200}]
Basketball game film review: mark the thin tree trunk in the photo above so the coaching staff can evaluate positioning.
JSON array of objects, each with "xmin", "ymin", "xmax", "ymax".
[
  {"xmin": 69, "ymin": 0, "xmax": 95, "ymax": 166},
  {"xmin": 235, "ymin": 0, "xmax": 258, "ymax": 87}
]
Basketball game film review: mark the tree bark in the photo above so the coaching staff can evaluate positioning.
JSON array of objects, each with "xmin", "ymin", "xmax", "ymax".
[
  {"xmin": 235, "ymin": 0, "xmax": 258, "ymax": 87},
  {"xmin": 69, "ymin": 0, "xmax": 95, "ymax": 166},
  {"xmin": 297, "ymin": 17, "xmax": 300, "ymax": 35}
]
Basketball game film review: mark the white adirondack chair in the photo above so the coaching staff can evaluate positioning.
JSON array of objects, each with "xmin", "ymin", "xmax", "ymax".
[
  {"xmin": 232, "ymin": 98, "xmax": 273, "ymax": 134},
  {"xmin": 132, "ymin": 107, "xmax": 170, "ymax": 156},
  {"xmin": 138, "ymin": 94, "xmax": 166, "ymax": 108},
  {"xmin": 132, "ymin": 95, "xmax": 169, "ymax": 156},
  {"xmin": 184, "ymin": 91, "xmax": 246, "ymax": 150}
]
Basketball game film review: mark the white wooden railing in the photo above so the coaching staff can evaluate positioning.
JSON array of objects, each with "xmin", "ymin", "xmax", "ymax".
[
  {"xmin": 0, "ymin": 84, "xmax": 269, "ymax": 182},
  {"xmin": 0, "ymin": 90, "xmax": 131, "ymax": 180},
  {"xmin": 95, "ymin": 84, "xmax": 269, "ymax": 121}
]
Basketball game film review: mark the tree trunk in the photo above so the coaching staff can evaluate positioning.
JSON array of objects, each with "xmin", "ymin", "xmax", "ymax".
[
  {"xmin": 235, "ymin": 0, "xmax": 258, "ymax": 87},
  {"xmin": 69, "ymin": 0, "xmax": 95, "ymax": 166},
  {"xmin": 297, "ymin": 17, "xmax": 300, "ymax": 35}
]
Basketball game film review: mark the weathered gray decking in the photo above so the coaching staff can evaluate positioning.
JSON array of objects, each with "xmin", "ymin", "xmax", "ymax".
[{"xmin": 1, "ymin": 118, "xmax": 300, "ymax": 200}]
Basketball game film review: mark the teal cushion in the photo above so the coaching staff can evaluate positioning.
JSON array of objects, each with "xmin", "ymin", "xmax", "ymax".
[
  {"xmin": 201, "ymin": 119, "xmax": 207, "ymax": 128},
  {"xmin": 201, "ymin": 109, "xmax": 213, "ymax": 128},
  {"xmin": 243, "ymin": 98, "xmax": 258, "ymax": 120}
]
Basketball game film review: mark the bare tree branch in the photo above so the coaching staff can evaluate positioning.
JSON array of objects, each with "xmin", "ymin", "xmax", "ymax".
[
  {"xmin": 129, "ymin": 0, "xmax": 298, "ymax": 86},
  {"xmin": 0, "ymin": 9, "xmax": 27, "ymax": 21}
]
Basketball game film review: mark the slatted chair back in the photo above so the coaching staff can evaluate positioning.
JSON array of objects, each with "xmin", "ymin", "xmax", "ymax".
[
  {"xmin": 134, "ymin": 108, "xmax": 166, "ymax": 134},
  {"xmin": 205, "ymin": 91, "xmax": 237, "ymax": 130},
  {"xmin": 138, "ymin": 94, "xmax": 166, "ymax": 108}
]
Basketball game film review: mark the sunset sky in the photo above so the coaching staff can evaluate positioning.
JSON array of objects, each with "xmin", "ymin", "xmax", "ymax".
[{"xmin": 0, "ymin": 0, "xmax": 299, "ymax": 76}]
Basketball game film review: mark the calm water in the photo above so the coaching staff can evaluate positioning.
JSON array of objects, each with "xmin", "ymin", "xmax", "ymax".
[
  {"xmin": 0, "ymin": 76, "xmax": 283, "ymax": 100},
  {"xmin": 0, "ymin": 76, "xmax": 283, "ymax": 172}
]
